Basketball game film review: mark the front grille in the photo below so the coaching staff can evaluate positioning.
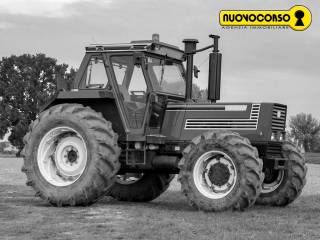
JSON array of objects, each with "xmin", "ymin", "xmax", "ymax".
[
  {"xmin": 272, "ymin": 104, "xmax": 287, "ymax": 131},
  {"xmin": 184, "ymin": 104, "xmax": 260, "ymax": 130}
]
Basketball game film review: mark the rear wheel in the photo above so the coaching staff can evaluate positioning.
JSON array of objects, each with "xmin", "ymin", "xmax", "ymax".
[
  {"xmin": 109, "ymin": 173, "xmax": 174, "ymax": 202},
  {"xmin": 179, "ymin": 131, "xmax": 263, "ymax": 211},
  {"xmin": 256, "ymin": 141, "xmax": 307, "ymax": 206},
  {"xmin": 21, "ymin": 104, "xmax": 121, "ymax": 206}
]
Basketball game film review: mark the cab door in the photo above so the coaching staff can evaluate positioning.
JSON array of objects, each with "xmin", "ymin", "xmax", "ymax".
[{"xmin": 109, "ymin": 54, "xmax": 150, "ymax": 131}]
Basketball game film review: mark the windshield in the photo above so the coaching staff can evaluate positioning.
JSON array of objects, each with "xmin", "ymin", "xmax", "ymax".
[{"xmin": 147, "ymin": 57, "xmax": 185, "ymax": 96}]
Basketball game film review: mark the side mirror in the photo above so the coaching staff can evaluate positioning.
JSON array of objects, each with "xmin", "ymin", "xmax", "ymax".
[
  {"xmin": 208, "ymin": 52, "xmax": 222, "ymax": 101},
  {"xmin": 193, "ymin": 65, "xmax": 200, "ymax": 78}
]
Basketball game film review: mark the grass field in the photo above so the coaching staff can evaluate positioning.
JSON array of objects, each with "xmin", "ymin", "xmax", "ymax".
[
  {"xmin": 1, "ymin": 158, "xmax": 320, "ymax": 240},
  {"xmin": 306, "ymin": 152, "xmax": 320, "ymax": 164}
]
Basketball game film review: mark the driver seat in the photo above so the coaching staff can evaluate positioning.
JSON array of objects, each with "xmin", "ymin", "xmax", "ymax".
[{"xmin": 118, "ymin": 85, "xmax": 146, "ymax": 128}]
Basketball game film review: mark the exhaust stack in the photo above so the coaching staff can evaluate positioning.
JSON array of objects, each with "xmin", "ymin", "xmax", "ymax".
[{"xmin": 207, "ymin": 35, "xmax": 222, "ymax": 102}]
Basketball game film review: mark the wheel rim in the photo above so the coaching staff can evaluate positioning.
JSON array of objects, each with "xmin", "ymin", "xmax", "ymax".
[
  {"xmin": 261, "ymin": 168, "xmax": 284, "ymax": 193},
  {"xmin": 37, "ymin": 126, "xmax": 87, "ymax": 187},
  {"xmin": 193, "ymin": 150, "xmax": 237, "ymax": 200},
  {"xmin": 115, "ymin": 173, "xmax": 144, "ymax": 185}
]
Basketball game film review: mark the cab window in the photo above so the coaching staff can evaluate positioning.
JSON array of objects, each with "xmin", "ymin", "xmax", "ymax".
[
  {"xmin": 82, "ymin": 56, "xmax": 108, "ymax": 88},
  {"xmin": 147, "ymin": 57, "xmax": 185, "ymax": 96}
]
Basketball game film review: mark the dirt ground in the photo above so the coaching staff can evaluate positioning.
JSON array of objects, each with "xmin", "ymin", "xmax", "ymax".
[{"xmin": 1, "ymin": 158, "xmax": 320, "ymax": 240}]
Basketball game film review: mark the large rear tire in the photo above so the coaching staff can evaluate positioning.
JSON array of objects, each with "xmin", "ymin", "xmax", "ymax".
[
  {"xmin": 178, "ymin": 131, "xmax": 263, "ymax": 211},
  {"xmin": 21, "ymin": 104, "xmax": 121, "ymax": 206},
  {"xmin": 109, "ymin": 173, "xmax": 174, "ymax": 202},
  {"xmin": 256, "ymin": 141, "xmax": 307, "ymax": 206}
]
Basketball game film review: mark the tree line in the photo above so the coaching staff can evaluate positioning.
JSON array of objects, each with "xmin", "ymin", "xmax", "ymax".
[{"xmin": 0, "ymin": 54, "xmax": 319, "ymax": 153}]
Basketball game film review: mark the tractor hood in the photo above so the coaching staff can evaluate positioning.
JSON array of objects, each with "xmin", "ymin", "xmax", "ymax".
[{"xmin": 161, "ymin": 102, "xmax": 287, "ymax": 143}]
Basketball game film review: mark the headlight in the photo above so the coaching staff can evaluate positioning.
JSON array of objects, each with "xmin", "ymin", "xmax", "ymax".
[
  {"xmin": 271, "ymin": 132, "xmax": 276, "ymax": 141},
  {"xmin": 279, "ymin": 132, "xmax": 285, "ymax": 141},
  {"xmin": 271, "ymin": 132, "xmax": 285, "ymax": 141}
]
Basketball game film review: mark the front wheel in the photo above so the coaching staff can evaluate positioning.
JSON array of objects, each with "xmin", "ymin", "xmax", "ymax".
[
  {"xmin": 256, "ymin": 141, "xmax": 307, "ymax": 206},
  {"xmin": 179, "ymin": 131, "xmax": 263, "ymax": 211}
]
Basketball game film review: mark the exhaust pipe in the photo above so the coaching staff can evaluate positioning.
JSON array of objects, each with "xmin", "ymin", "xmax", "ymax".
[{"xmin": 207, "ymin": 35, "xmax": 222, "ymax": 102}]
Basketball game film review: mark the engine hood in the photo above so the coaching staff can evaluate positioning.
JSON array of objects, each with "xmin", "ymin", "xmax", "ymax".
[{"xmin": 161, "ymin": 102, "xmax": 287, "ymax": 142}]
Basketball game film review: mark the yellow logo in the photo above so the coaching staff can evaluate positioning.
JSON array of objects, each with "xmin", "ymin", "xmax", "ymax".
[{"xmin": 220, "ymin": 5, "xmax": 312, "ymax": 31}]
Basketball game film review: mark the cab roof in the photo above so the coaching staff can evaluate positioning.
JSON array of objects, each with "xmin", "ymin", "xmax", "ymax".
[{"xmin": 85, "ymin": 40, "xmax": 185, "ymax": 60}]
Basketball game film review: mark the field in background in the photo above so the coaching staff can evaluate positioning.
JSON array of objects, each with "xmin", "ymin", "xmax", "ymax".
[
  {"xmin": 1, "ymin": 157, "xmax": 320, "ymax": 240},
  {"xmin": 306, "ymin": 152, "xmax": 320, "ymax": 164}
]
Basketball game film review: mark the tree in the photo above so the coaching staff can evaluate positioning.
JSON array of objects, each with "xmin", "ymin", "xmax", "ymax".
[
  {"xmin": 192, "ymin": 84, "xmax": 208, "ymax": 101},
  {"xmin": 311, "ymin": 135, "xmax": 320, "ymax": 153},
  {"xmin": 0, "ymin": 54, "xmax": 76, "ymax": 152},
  {"xmin": 192, "ymin": 83, "xmax": 201, "ymax": 99},
  {"xmin": 289, "ymin": 113, "xmax": 320, "ymax": 152}
]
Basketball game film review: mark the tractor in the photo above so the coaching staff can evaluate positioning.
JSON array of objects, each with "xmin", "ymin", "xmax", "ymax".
[{"xmin": 21, "ymin": 34, "xmax": 307, "ymax": 211}]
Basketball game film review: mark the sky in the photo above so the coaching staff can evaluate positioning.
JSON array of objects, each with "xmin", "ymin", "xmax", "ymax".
[{"xmin": 0, "ymin": 0, "xmax": 319, "ymax": 119}]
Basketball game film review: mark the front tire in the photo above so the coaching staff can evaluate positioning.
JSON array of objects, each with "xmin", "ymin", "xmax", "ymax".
[
  {"xmin": 256, "ymin": 141, "xmax": 307, "ymax": 206},
  {"xmin": 21, "ymin": 104, "xmax": 121, "ymax": 206},
  {"xmin": 179, "ymin": 131, "xmax": 263, "ymax": 211}
]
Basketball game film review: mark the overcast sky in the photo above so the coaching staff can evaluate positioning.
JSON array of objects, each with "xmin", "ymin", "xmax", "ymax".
[{"xmin": 0, "ymin": 0, "xmax": 319, "ymax": 119}]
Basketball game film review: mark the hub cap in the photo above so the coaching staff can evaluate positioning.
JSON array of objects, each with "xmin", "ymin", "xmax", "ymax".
[
  {"xmin": 193, "ymin": 150, "xmax": 237, "ymax": 199},
  {"xmin": 37, "ymin": 127, "xmax": 87, "ymax": 187},
  {"xmin": 261, "ymin": 168, "xmax": 284, "ymax": 193}
]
